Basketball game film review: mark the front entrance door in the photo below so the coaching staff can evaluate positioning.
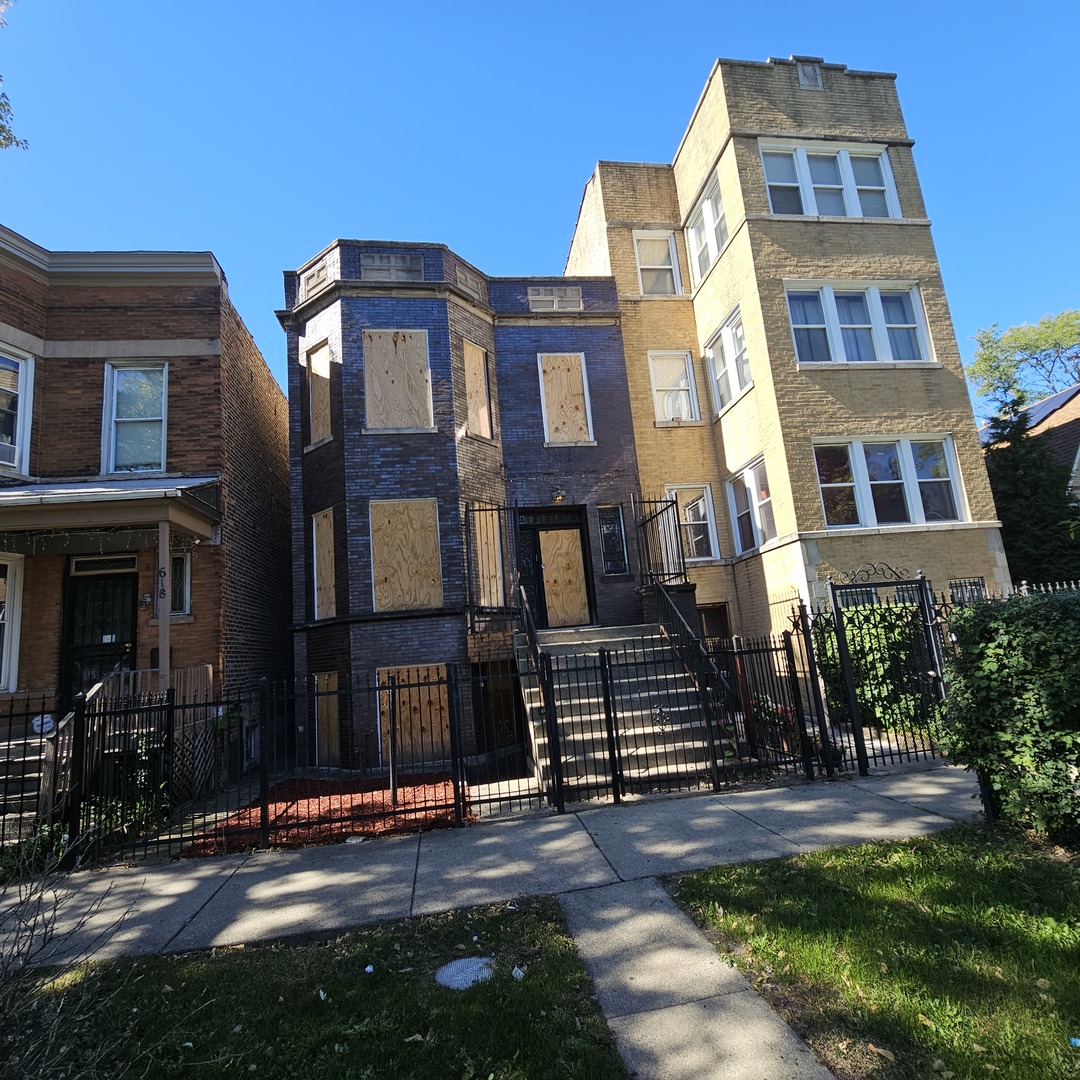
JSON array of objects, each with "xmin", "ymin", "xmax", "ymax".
[
  {"xmin": 61, "ymin": 572, "xmax": 137, "ymax": 702},
  {"xmin": 517, "ymin": 509, "xmax": 593, "ymax": 629}
]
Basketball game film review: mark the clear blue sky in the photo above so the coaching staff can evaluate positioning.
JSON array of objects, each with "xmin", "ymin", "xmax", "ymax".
[{"xmin": 2, "ymin": 0, "xmax": 1077, "ymax": 416}]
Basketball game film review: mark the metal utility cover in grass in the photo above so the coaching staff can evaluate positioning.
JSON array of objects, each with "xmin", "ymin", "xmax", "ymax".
[{"xmin": 435, "ymin": 956, "xmax": 494, "ymax": 990}]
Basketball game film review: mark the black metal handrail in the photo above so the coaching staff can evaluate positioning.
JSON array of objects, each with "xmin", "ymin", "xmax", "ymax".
[{"xmin": 635, "ymin": 496, "xmax": 688, "ymax": 586}]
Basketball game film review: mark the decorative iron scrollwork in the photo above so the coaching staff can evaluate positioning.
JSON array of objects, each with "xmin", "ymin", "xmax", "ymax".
[{"xmin": 835, "ymin": 562, "xmax": 912, "ymax": 585}]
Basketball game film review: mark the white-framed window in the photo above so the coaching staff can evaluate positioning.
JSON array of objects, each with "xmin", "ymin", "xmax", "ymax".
[
  {"xmin": 103, "ymin": 363, "xmax": 167, "ymax": 473},
  {"xmin": 527, "ymin": 286, "xmax": 583, "ymax": 312},
  {"xmin": 538, "ymin": 353, "xmax": 594, "ymax": 445},
  {"xmin": 786, "ymin": 283, "xmax": 931, "ymax": 365},
  {"xmin": 633, "ymin": 231, "xmax": 681, "ymax": 296},
  {"xmin": 0, "ymin": 555, "xmax": 24, "ymax": 691},
  {"xmin": 813, "ymin": 437, "xmax": 962, "ymax": 529},
  {"xmin": 729, "ymin": 459, "xmax": 776, "ymax": 554},
  {"xmin": 760, "ymin": 142, "xmax": 900, "ymax": 218},
  {"xmin": 0, "ymin": 345, "xmax": 33, "ymax": 474},
  {"xmin": 705, "ymin": 308, "xmax": 752, "ymax": 412},
  {"xmin": 597, "ymin": 505, "xmax": 629, "ymax": 576},
  {"xmin": 666, "ymin": 484, "xmax": 720, "ymax": 561},
  {"xmin": 686, "ymin": 175, "xmax": 729, "ymax": 285},
  {"xmin": 648, "ymin": 351, "xmax": 699, "ymax": 423}
]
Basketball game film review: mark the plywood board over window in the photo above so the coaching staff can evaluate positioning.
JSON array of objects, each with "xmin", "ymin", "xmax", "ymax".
[
  {"xmin": 377, "ymin": 664, "xmax": 450, "ymax": 766},
  {"xmin": 472, "ymin": 509, "xmax": 504, "ymax": 607},
  {"xmin": 363, "ymin": 330, "xmax": 432, "ymax": 430},
  {"xmin": 306, "ymin": 342, "xmax": 332, "ymax": 445},
  {"xmin": 312, "ymin": 508, "xmax": 336, "ymax": 619},
  {"xmin": 463, "ymin": 339, "xmax": 492, "ymax": 438},
  {"xmin": 370, "ymin": 499, "xmax": 443, "ymax": 611},
  {"xmin": 539, "ymin": 353, "xmax": 592, "ymax": 444},
  {"xmin": 313, "ymin": 671, "xmax": 340, "ymax": 767}
]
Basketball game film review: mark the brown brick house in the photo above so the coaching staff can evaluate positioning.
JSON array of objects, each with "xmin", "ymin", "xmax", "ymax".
[{"xmin": 0, "ymin": 224, "xmax": 290, "ymax": 710}]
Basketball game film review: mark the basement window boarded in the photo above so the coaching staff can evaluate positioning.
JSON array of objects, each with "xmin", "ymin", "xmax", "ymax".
[
  {"xmin": 377, "ymin": 664, "xmax": 451, "ymax": 766},
  {"xmin": 370, "ymin": 499, "xmax": 443, "ymax": 612}
]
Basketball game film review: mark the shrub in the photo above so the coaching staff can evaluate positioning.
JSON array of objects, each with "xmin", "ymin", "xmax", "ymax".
[
  {"xmin": 812, "ymin": 604, "xmax": 939, "ymax": 733},
  {"xmin": 938, "ymin": 592, "xmax": 1080, "ymax": 840}
]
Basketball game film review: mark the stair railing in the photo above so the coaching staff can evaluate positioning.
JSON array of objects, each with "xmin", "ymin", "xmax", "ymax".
[{"xmin": 518, "ymin": 586, "xmax": 565, "ymax": 812}]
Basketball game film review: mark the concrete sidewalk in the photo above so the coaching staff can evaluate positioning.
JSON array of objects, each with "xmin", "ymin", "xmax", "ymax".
[{"xmin": 16, "ymin": 763, "xmax": 982, "ymax": 1079}]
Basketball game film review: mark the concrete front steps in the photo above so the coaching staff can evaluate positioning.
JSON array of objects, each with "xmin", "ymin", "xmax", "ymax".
[{"xmin": 514, "ymin": 624, "xmax": 736, "ymax": 802}]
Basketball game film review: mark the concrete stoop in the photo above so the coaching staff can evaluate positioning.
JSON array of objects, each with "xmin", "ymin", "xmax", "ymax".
[{"xmin": 559, "ymin": 878, "xmax": 835, "ymax": 1080}]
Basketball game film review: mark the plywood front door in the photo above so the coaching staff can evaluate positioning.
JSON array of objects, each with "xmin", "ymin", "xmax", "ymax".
[{"xmin": 539, "ymin": 529, "xmax": 590, "ymax": 627}]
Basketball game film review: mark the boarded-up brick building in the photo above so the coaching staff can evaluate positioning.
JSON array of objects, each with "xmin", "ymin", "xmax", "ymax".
[{"xmin": 0, "ymin": 225, "xmax": 291, "ymax": 712}]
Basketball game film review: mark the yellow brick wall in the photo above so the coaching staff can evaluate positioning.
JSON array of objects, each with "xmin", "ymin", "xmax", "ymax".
[{"xmin": 565, "ymin": 170, "xmax": 611, "ymax": 276}]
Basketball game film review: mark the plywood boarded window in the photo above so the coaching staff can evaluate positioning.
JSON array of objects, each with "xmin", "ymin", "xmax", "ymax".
[
  {"xmin": 306, "ymin": 342, "xmax": 331, "ymax": 445},
  {"xmin": 313, "ymin": 671, "xmax": 340, "ymax": 767},
  {"xmin": 363, "ymin": 330, "xmax": 433, "ymax": 430},
  {"xmin": 312, "ymin": 508, "xmax": 336, "ymax": 619},
  {"xmin": 377, "ymin": 664, "xmax": 450, "ymax": 766},
  {"xmin": 463, "ymin": 340, "xmax": 492, "ymax": 438},
  {"xmin": 538, "ymin": 353, "xmax": 593, "ymax": 444},
  {"xmin": 471, "ymin": 509, "xmax": 504, "ymax": 607},
  {"xmin": 370, "ymin": 499, "xmax": 443, "ymax": 611}
]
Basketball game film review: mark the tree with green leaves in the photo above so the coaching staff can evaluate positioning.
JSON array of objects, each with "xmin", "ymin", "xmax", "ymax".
[
  {"xmin": 969, "ymin": 310, "xmax": 1080, "ymax": 411},
  {"xmin": 983, "ymin": 398, "xmax": 1080, "ymax": 583},
  {"xmin": 0, "ymin": 0, "xmax": 26, "ymax": 151}
]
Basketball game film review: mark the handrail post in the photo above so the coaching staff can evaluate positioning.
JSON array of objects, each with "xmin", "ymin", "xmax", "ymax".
[{"xmin": 539, "ymin": 653, "xmax": 564, "ymax": 813}]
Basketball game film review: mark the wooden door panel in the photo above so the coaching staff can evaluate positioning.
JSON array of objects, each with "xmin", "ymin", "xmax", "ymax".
[{"xmin": 539, "ymin": 529, "xmax": 589, "ymax": 627}]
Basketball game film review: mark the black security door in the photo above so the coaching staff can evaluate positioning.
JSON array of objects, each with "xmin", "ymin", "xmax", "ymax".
[{"xmin": 60, "ymin": 573, "xmax": 137, "ymax": 703}]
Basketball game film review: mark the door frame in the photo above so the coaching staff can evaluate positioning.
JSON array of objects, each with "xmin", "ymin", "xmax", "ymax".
[{"xmin": 515, "ymin": 506, "xmax": 596, "ymax": 629}]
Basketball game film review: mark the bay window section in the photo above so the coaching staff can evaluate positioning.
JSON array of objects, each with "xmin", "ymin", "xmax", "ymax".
[
  {"xmin": 787, "ymin": 284, "xmax": 930, "ymax": 365},
  {"xmin": 814, "ymin": 438, "xmax": 961, "ymax": 529},
  {"xmin": 706, "ymin": 308, "xmax": 752, "ymax": 412},
  {"xmin": 729, "ymin": 460, "xmax": 776, "ymax": 553},
  {"xmin": 686, "ymin": 176, "xmax": 729, "ymax": 284}
]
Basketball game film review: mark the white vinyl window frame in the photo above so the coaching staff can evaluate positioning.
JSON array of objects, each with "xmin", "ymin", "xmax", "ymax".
[
  {"xmin": 728, "ymin": 458, "xmax": 777, "ymax": 554},
  {"xmin": 647, "ymin": 351, "xmax": 700, "ymax": 424},
  {"xmin": 537, "ymin": 352, "xmax": 596, "ymax": 446},
  {"xmin": 786, "ymin": 282, "xmax": 933, "ymax": 366},
  {"xmin": 665, "ymin": 483, "xmax": 720, "ymax": 562},
  {"xmin": 760, "ymin": 141, "xmax": 901, "ymax": 219},
  {"xmin": 102, "ymin": 362, "xmax": 168, "ymax": 474},
  {"xmin": 0, "ymin": 344, "xmax": 34, "ymax": 475},
  {"xmin": 705, "ymin": 308, "xmax": 752, "ymax": 413},
  {"xmin": 0, "ymin": 554, "xmax": 24, "ymax": 692},
  {"xmin": 686, "ymin": 175, "xmax": 729, "ymax": 286},
  {"xmin": 812, "ymin": 436, "xmax": 964, "ymax": 530},
  {"xmin": 633, "ymin": 230, "xmax": 682, "ymax": 296}
]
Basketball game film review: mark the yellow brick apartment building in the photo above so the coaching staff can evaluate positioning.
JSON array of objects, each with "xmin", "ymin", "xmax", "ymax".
[{"xmin": 566, "ymin": 55, "xmax": 1009, "ymax": 635}]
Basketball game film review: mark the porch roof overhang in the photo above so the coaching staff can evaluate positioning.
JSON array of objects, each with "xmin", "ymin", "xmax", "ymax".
[{"xmin": 0, "ymin": 476, "xmax": 222, "ymax": 540}]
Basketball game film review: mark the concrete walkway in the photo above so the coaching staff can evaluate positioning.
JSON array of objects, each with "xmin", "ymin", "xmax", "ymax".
[{"xmin": 15, "ymin": 763, "xmax": 982, "ymax": 1079}]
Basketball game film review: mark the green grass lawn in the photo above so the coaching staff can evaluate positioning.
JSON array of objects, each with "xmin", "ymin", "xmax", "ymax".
[
  {"xmin": 2, "ymin": 897, "xmax": 626, "ymax": 1080},
  {"xmin": 674, "ymin": 822, "xmax": 1080, "ymax": 1080}
]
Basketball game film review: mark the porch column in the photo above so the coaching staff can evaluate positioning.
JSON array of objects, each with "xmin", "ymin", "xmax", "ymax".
[{"xmin": 158, "ymin": 520, "xmax": 172, "ymax": 694}]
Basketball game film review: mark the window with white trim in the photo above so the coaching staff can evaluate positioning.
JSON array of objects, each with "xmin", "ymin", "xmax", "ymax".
[
  {"xmin": 666, "ymin": 484, "xmax": 719, "ymax": 561},
  {"xmin": 686, "ymin": 176, "xmax": 729, "ymax": 284},
  {"xmin": 633, "ymin": 231, "xmax": 681, "ymax": 296},
  {"xmin": 103, "ymin": 363, "xmax": 167, "ymax": 473},
  {"xmin": 761, "ymin": 143, "xmax": 900, "ymax": 218},
  {"xmin": 648, "ymin": 352, "xmax": 699, "ymax": 423},
  {"xmin": 0, "ymin": 556, "xmax": 23, "ymax": 691},
  {"xmin": 527, "ymin": 286, "xmax": 583, "ymax": 312},
  {"xmin": 705, "ymin": 308, "xmax": 752, "ymax": 412},
  {"xmin": 729, "ymin": 460, "xmax": 776, "ymax": 553},
  {"xmin": 538, "ymin": 353, "xmax": 594, "ymax": 444},
  {"xmin": 813, "ymin": 438, "xmax": 961, "ymax": 529},
  {"xmin": 0, "ymin": 345, "xmax": 32, "ymax": 473},
  {"xmin": 786, "ymin": 284, "xmax": 930, "ymax": 364}
]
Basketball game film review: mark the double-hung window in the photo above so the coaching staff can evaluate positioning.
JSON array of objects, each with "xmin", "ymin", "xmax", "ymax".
[
  {"xmin": 666, "ymin": 484, "xmax": 719, "ymax": 561},
  {"xmin": 787, "ymin": 284, "xmax": 930, "ymax": 364},
  {"xmin": 104, "ymin": 363, "xmax": 166, "ymax": 473},
  {"xmin": 648, "ymin": 352, "xmax": 699, "ymax": 423},
  {"xmin": 761, "ymin": 143, "xmax": 900, "ymax": 218},
  {"xmin": 633, "ymin": 231, "xmax": 681, "ymax": 296},
  {"xmin": 729, "ymin": 460, "xmax": 776, "ymax": 553},
  {"xmin": 705, "ymin": 308, "xmax": 752, "ymax": 412},
  {"xmin": 686, "ymin": 176, "xmax": 729, "ymax": 284},
  {"xmin": 0, "ymin": 346, "xmax": 32, "ymax": 474},
  {"xmin": 813, "ymin": 438, "xmax": 961, "ymax": 529}
]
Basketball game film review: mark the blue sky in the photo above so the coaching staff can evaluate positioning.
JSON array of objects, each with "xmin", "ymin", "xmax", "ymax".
[{"xmin": 2, "ymin": 1, "xmax": 1077, "ymax": 417}]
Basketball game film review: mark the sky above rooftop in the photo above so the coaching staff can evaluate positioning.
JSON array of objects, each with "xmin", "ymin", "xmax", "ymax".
[{"xmin": 2, "ymin": 1, "xmax": 1076, "ymax": 420}]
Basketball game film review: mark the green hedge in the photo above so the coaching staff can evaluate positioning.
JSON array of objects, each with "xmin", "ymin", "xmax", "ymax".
[{"xmin": 938, "ymin": 593, "xmax": 1080, "ymax": 840}]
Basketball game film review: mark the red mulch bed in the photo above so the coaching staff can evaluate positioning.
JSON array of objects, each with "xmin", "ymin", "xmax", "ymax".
[{"xmin": 181, "ymin": 775, "xmax": 466, "ymax": 857}]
